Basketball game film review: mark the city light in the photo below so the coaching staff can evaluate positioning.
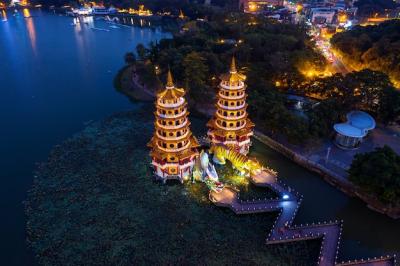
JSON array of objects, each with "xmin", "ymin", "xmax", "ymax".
[{"xmin": 248, "ymin": 2, "xmax": 258, "ymax": 12}]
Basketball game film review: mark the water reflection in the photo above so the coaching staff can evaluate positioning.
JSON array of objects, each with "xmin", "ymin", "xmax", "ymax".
[
  {"xmin": 1, "ymin": 10, "xmax": 171, "ymax": 264},
  {"xmin": 23, "ymin": 9, "xmax": 37, "ymax": 54},
  {"xmin": 250, "ymin": 138, "xmax": 400, "ymax": 258},
  {"xmin": 1, "ymin": 10, "xmax": 7, "ymax": 21}
]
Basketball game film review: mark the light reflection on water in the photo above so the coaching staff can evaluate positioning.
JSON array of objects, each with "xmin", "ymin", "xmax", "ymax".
[
  {"xmin": 1, "ymin": 9, "xmax": 7, "ymax": 21},
  {"xmin": 23, "ymin": 9, "xmax": 37, "ymax": 54},
  {"xmin": 250, "ymin": 138, "xmax": 400, "ymax": 260},
  {"xmin": 0, "ymin": 10, "xmax": 170, "ymax": 265}
]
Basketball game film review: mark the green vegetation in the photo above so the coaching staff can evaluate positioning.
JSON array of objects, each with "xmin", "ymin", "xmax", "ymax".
[
  {"xmin": 126, "ymin": 11, "xmax": 400, "ymax": 144},
  {"xmin": 26, "ymin": 108, "xmax": 320, "ymax": 265},
  {"xmin": 354, "ymin": 0, "xmax": 398, "ymax": 18},
  {"xmin": 294, "ymin": 69, "xmax": 400, "ymax": 137},
  {"xmin": 331, "ymin": 20, "xmax": 400, "ymax": 87},
  {"xmin": 349, "ymin": 145, "xmax": 400, "ymax": 205},
  {"xmin": 124, "ymin": 52, "xmax": 136, "ymax": 65},
  {"xmin": 130, "ymin": 11, "xmax": 327, "ymax": 144}
]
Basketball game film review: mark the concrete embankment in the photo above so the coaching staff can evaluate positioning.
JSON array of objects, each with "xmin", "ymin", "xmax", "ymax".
[{"xmin": 253, "ymin": 131, "xmax": 400, "ymax": 219}]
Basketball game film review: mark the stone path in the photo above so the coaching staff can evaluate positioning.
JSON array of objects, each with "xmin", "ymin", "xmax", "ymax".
[{"xmin": 209, "ymin": 170, "xmax": 396, "ymax": 266}]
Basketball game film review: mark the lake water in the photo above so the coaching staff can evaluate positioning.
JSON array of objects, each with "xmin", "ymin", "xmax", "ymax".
[
  {"xmin": 0, "ymin": 8, "xmax": 398, "ymax": 266},
  {"xmin": 0, "ymin": 9, "xmax": 169, "ymax": 265}
]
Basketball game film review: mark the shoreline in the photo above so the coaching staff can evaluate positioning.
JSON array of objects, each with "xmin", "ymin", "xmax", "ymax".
[{"xmin": 118, "ymin": 65, "xmax": 400, "ymax": 219}]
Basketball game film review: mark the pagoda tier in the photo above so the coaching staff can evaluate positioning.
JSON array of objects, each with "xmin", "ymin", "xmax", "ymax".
[
  {"xmin": 207, "ymin": 57, "xmax": 254, "ymax": 155},
  {"xmin": 148, "ymin": 70, "xmax": 199, "ymax": 183}
]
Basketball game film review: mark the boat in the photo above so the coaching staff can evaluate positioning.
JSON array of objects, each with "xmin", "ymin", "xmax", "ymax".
[
  {"xmin": 68, "ymin": 7, "xmax": 92, "ymax": 16},
  {"xmin": 92, "ymin": 6, "xmax": 108, "ymax": 15},
  {"xmin": 92, "ymin": 6, "xmax": 118, "ymax": 15}
]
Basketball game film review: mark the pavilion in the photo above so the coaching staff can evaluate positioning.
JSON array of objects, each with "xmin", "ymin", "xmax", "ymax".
[{"xmin": 333, "ymin": 111, "xmax": 376, "ymax": 149}]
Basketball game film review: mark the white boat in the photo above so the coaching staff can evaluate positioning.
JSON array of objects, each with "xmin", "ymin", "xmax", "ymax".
[
  {"xmin": 71, "ymin": 7, "xmax": 92, "ymax": 16},
  {"xmin": 92, "ymin": 7, "xmax": 108, "ymax": 15},
  {"xmin": 92, "ymin": 6, "xmax": 118, "ymax": 15}
]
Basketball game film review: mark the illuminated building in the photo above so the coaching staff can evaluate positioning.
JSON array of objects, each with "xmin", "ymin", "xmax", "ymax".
[
  {"xmin": 128, "ymin": 5, "xmax": 152, "ymax": 16},
  {"xmin": 239, "ymin": 0, "xmax": 284, "ymax": 13},
  {"xmin": 207, "ymin": 57, "xmax": 254, "ymax": 155},
  {"xmin": 148, "ymin": 70, "xmax": 199, "ymax": 183},
  {"xmin": 310, "ymin": 8, "xmax": 336, "ymax": 24}
]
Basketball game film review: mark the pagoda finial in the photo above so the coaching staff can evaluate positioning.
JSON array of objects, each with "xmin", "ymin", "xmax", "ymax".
[
  {"xmin": 166, "ymin": 69, "xmax": 174, "ymax": 88},
  {"xmin": 230, "ymin": 56, "xmax": 237, "ymax": 73}
]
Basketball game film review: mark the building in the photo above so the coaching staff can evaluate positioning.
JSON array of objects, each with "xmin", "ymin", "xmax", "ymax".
[
  {"xmin": 310, "ymin": 8, "xmax": 337, "ymax": 24},
  {"xmin": 207, "ymin": 57, "xmax": 254, "ymax": 155},
  {"xmin": 239, "ymin": 0, "xmax": 284, "ymax": 13},
  {"xmin": 148, "ymin": 70, "xmax": 200, "ymax": 183},
  {"xmin": 333, "ymin": 111, "xmax": 376, "ymax": 149}
]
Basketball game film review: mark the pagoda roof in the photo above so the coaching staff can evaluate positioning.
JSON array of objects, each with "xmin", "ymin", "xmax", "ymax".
[
  {"xmin": 217, "ymin": 93, "xmax": 247, "ymax": 101},
  {"xmin": 207, "ymin": 118, "xmax": 254, "ymax": 132},
  {"xmin": 148, "ymin": 135, "xmax": 200, "ymax": 160},
  {"xmin": 220, "ymin": 57, "xmax": 246, "ymax": 83},
  {"xmin": 154, "ymin": 120, "xmax": 191, "ymax": 130},
  {"xmin": 215, "ymin": 103, "xmax": 248, "ymax": 111},
  {"xmin": 157, "ymin": 70, "xmax": 186, "ymax": 101},
  {"xmin": 154, "ymin": 111, "xmax": 189, "ymax": 120}
]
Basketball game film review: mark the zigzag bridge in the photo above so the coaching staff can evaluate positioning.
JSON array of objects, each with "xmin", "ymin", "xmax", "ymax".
[{"xmin": 209, "ymin": 169, "xmax": 397, "ymax": 266}]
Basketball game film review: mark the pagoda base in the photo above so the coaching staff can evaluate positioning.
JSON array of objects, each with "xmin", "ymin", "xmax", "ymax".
[
  {"xmin": 208, "ymin": 134, "xmax": 252, "ymax": 156},
  {"xmin": 151, "ymin": 159, "xmax": 195, "ymax": 184}
]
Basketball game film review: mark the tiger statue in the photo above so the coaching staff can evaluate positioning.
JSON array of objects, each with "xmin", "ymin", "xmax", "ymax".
[{"xmin": 208, "ymin": 144, "xmax": 264, "ymax": 176}]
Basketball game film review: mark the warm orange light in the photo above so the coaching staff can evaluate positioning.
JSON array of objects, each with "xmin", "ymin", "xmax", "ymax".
[
  {"xmin": 1, "ymin": 9, "xmax": 6, "ymax": 20},
  {"xmin": 20, "ymin": 0, "xmax": 28, "ymax": 6},
  {"xmin": 23, "ymin": 8, "xmax": 31, "ymax": 18},
  {"xmin": 128, "ymin": 5, "xmax": 152, "ymax": 16},
  {"xmin": 338, "ymin": 13, "xmax": 347, "ymax": 24},
  {"xmin": 248, "ymin": 2, "xmax": 258, "ymax": 12}
]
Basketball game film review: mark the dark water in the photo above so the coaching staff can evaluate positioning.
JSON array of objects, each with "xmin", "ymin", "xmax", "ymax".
[
  {"xmin": 0, "ymin": 9, "xmax": 169, "ymax": 265},
  {"xmin": 0, "ymin": 8, "xmax": 398, "ymax": 266},
  {"xmin": 251, "ymin": 139, "xmax": 400, "ymax": 261}
]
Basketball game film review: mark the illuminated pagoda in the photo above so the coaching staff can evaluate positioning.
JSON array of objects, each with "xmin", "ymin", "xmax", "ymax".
[
  {"xmin": 148, "ymin": 70, "xmax": 200, "ymax": 183},
  {"xmin": 207, "ymin": 57, "xmax": 254, "ymax": 155}
]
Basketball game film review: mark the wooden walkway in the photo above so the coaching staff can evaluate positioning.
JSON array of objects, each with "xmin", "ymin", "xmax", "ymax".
[{"xmin": 209, "ymin": 170, "xmax": 396, "ymax": 266}]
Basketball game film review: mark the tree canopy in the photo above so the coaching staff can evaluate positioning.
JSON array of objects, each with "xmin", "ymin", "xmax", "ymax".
[
  {"xmin": 349, "ymin": 145, "xmax": 400, "ymax": 205},
  {"xmin": 331, "ymin": 20, "xmax": 400, "ymax": 88}
]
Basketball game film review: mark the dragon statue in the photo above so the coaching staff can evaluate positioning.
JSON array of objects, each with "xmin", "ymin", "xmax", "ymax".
[{"xmin": 193, "ymin": 150, "xmax": 224, "ymax": 192}]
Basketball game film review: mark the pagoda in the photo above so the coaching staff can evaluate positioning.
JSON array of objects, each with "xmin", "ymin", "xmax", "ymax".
[
  {"xmin": 207, "ymin": 57, "xmax": 254, "ymax": 155},
  {"xmin": 148, "ymin": 70, "xmax": 200, "ymax": 183}
]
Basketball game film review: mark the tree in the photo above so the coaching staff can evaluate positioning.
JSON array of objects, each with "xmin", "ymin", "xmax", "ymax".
[
  {"xmin": 299, "ymin": 70, "xmax": 400, "ymax": 129},
  {"xmin": 378, "ymin": 87, "xmax": 400, "ymax": 124},
  {"xmin": 124, "ymin": 52, "xmax": 136, "ymax": 65},
  {"xmin": 331, "ymin": 20, "xmax": 400, "ymax": 87},
  {"xmin": 182, "ymin": 51, "xmax": 209, "ymax": 102},
  {"xmin": 348, "ymin": 145, "xmax": 400, "ymax": 204},
  {"xmin": 136, "ymin": 44, "xmax": 148, "ymax": 61}
]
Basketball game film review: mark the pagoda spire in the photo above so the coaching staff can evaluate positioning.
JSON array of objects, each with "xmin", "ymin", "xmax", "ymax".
[
  {"xmin": 230, "ymin": 56, "xmax": 237, "ymax": 73},
  {"xmin": 166, "ymin": 69, "xmax": 174, "ymax": 88}
]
